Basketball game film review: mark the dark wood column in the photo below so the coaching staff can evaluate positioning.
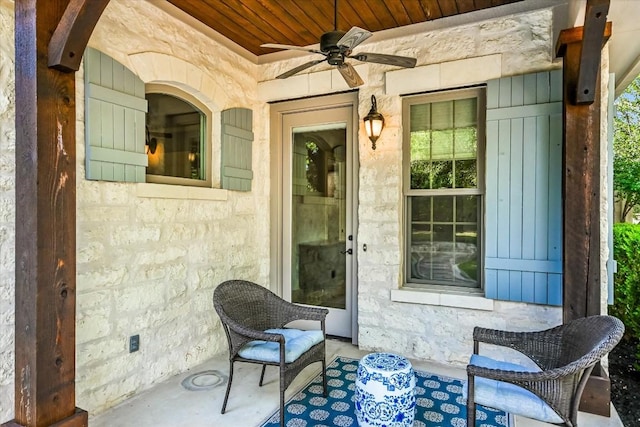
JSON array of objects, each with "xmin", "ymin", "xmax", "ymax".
[
  {"xmin": 555, "ymin": 0, "xmax": 612, "ymax": 417},
  {"xmin": 557, "ymin": 27, "xmax": 611, "ymax": 324},
  {"xmin": 4, "ymin": 0, "xmax": 108, "ymax": 426}
]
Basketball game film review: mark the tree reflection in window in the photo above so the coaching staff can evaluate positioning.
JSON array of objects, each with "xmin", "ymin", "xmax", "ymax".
[{"xmin": 306, "ymin": 141, "xmax": 322, "ymax": 194}]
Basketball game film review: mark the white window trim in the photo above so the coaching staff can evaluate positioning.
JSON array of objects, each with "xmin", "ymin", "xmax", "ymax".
[{"xmin": 145, "ymin": 83, "xmax": 214, "ymax": 188}]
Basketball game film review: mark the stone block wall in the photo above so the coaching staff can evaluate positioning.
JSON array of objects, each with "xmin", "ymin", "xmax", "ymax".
[
  {"xmin": 353, "ymin": 8, "xmax": 566, "ymax": 366},
  {"xmin": 259, "ymin": 6, "xmax": 574, "ymax": 367},
  {"xmin": 73, "ymin": 1, "xmax": 267, "ymax": 416}
]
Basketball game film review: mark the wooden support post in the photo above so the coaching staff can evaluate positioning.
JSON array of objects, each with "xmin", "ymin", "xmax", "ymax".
[
  {"xmin": 556, "ymin": 18, "xmax": 612, "ymax": 417},
  {"xmin": 1, "ymin": 0, "xmax": 103, "ymax": 425}
]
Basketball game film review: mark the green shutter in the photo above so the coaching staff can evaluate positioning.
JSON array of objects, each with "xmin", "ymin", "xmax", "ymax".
[
  {"xmin": 484, "ymin": 70, "xmax": 563, "ymax": 305},
  {"xmin": 221, "ymin": 108, "xmax": 254, "ymax": 191},
  {"xmin": 84, "ymin": 48, "xmax": 148, "ymax": 182}
]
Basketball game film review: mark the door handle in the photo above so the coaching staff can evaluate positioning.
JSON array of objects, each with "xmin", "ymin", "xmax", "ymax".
[{"xmin": 340, "ymin": 248, "xmax": 353, "ymax": 255}]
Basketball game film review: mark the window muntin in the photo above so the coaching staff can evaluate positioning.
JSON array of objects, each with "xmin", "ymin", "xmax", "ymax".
[
  {"xmin": 403, "ymin": 88, "xmax": 485, "ymax": 288},
  {"xmin": 145, "ymin": 85, "xmax": 212, "ymax": 187}
]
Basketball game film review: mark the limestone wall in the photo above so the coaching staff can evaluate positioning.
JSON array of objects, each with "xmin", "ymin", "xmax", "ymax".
[
  {"xmin": 352, "ymin": 9, "xmax": 566, "ymax": 366},
  {"xmin": 74, "ymin": 1, "xmax": 268, "ymax": 416},
  {"xmin": 260, "ymin": 7, "xmax": 568, "ymax": 367}
]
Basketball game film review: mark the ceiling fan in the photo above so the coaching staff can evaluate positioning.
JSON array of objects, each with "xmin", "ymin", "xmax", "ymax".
[{"xmin": 260, "ymin": 0, "xmax": 417, "ymax": 88}]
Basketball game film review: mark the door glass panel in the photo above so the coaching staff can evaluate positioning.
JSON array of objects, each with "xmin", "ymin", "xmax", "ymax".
[{"xmin": 291, "ymin": 124, "xmax": 347, "ymax": 309}]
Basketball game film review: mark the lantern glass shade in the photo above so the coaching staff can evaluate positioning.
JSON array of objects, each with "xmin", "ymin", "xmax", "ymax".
[
  {"xmin": 363, "ymin": 95, "xmax": 384, "ymax": 149},
  {"xmin": 364, "ymin": 117, "xmax": 384, "ymax": 140}
]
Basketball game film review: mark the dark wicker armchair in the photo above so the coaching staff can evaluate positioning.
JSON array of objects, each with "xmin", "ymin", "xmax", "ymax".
[
  {"xmin": 213, "ymin": 280, "xmax": 329, "ymax": 427},
  {"xmin": 466, "ymin": 315, "xmax": 624, "ymax": 427}
]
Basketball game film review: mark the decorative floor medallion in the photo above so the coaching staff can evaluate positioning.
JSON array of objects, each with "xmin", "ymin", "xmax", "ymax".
[{"xmin": 181, "ymin": 370, "xmax": 227, "ymax": 391}]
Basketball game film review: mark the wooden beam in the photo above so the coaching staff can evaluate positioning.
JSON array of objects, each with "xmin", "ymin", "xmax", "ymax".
[
  {"xmin": 2, "ymin": 0, "xmax": 106, "ymax": 425},
  {"xmin": 580, "ymin": 373, "xmax": 612, "ymax": 417},
  {"xmin": 557, "ymin": 33, "xmax": 602, "ymax": 323},
  {"xmin": 10, "ymin": 0, "xmax": 82, "ymax": 424},
  {"xmin": 48, "ymin": 0, "xmax": 110, "ymax": 72},
  {"xmin": 555, "ymin": 0, "xmax": 611, "ymax": 105},
  {"xmin": 556, "ymin": 14, "xmax": 610, "ymax": 417},
  {"xmin": 576, "ymin": 0, "xmax": 610, "ymax": 104}
]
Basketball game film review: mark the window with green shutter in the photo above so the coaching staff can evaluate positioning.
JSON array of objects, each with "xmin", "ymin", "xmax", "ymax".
[
  {"xmin": 85, "ymin": 49, "xmax": 224, "ymax": 188},
  {"xmin": 401, "ymin": 71, "xmax": 563, "ymax": 305}
]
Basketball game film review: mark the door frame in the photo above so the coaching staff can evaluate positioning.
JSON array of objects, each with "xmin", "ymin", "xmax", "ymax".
[{"xmin": 269, "ymin": 91, "xmax": 360, "ymax": 343}]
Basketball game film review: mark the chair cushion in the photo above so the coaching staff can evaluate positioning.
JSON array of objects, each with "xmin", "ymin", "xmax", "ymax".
[
  {"xmin": 464, "ymin": 354, "xmax": 564, "ymax": 424},
  {"xmin": 238, "ymin": 328, "xmax": 324, "ymax": 363}
]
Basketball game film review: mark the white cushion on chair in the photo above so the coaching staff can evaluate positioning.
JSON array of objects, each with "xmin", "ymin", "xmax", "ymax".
[
  {"xmin": 238, "ymin": 328, "xmax": 324, "ymax": 363},
  {"xmin": 464, "ymin": 354, "xmax": 564, "ymax": 424}
]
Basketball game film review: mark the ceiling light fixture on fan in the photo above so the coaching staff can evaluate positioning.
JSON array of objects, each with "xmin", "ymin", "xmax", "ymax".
[{"xmin": 261, "ymin": 0, "xmax": 417, "ymax": 88}]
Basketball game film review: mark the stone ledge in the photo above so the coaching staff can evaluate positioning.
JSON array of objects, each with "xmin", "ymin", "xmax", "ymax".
[
  {"xmin": 385, "ymin": 54, "xmax": 502, "ymax": 95},
  {"xmin": 390, "ymin": 288, "xmax": 494, "ymax": 311},
  {"xmin": 257, "ymin": 65, "xmax": 367, "ymax": 102},
  {"xmin": 136, "ymin": 183, "xmax": 228, "ymax": 201}
]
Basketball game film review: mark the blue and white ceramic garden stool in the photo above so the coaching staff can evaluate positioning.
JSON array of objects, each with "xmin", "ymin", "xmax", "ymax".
[{"xmin": 355, "ymin": 352, "xmax": 417, "ymax": 427}]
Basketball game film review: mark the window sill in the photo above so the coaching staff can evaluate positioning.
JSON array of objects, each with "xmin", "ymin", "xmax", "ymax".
[
  {"xmin": 390, "ymin": 287, "xmax": 494, "ymax": 311},
  {"xmin": 136, "ymin": 183, "xmax": 228, "ymax": 201}
]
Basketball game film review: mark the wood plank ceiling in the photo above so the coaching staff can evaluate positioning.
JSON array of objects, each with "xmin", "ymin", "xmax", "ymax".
[{"xmin": 167, "ymin": 0, "xmax": 523, "ymax": 56}]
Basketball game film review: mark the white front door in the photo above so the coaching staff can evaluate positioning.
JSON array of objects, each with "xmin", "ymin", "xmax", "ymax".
[{"xmin": 271, "ymin": 93, "xmax": 358, "ymax": 339}]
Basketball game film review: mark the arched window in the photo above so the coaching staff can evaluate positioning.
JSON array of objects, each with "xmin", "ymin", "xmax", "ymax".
[{"xmin": 145, "ymin": 84, "xmax": 212, "ymax": 187}]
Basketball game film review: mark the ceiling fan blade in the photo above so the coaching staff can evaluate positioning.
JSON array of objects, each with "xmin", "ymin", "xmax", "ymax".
[
  {"xmin": 276, "ymin": 59, "xmax": 326, "ymax": 79},
  {"xmin": 349, "ymin": 52, "xmax": 417, "ymax": 68},
  {"xmin": 261, "ymin": 43, "xmax": 325, "ymax": 55},
  {"xmin": 337, "ymin": 63, "xmax": 364, "ymax": 88},
  {"xmin": 337, "ymin": 26, "xmax": 372, "ymax": 50}
]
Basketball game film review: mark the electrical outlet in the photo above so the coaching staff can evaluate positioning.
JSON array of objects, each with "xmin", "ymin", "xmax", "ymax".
[{"xmin": 129, "ymin": 334, "xmax": 140, "ymax": 353}]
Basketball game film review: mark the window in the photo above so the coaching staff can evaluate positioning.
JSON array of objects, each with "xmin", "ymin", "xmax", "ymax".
[
  {"xmin": 403, "ymin": 88, "xmax": 485, "ymax": 288},
  {"xmin": 145, "ymin": 84, "xmax": 212, "ymax": 187}
]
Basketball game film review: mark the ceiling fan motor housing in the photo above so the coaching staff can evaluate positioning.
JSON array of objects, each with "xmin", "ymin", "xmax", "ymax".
[{"xmin": 320, "ymin": 31, "xmax": 347, "ymax": 52}]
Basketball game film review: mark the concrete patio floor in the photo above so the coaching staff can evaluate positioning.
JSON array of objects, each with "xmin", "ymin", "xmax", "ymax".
[{"xmin": 90, "ymin": 339, "xmax": 624, "ymax": 427}]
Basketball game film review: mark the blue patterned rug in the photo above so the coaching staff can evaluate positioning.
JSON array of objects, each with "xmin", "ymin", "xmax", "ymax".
[{"xmin": 260, "ymin": 356, "xmax": 509, "ymax": 427}]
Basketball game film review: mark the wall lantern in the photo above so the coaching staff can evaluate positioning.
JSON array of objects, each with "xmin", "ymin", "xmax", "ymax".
[
  {"xmin": 363, "ymin": 95, "xmax": 385, "ymax": 150},
  {"xmin": 145, "ymin": 138, "xmax": 158, "ymax": 155},
  {"xmin": 145, "ymin": 127, "xmax": 158, "ymax": 155}
]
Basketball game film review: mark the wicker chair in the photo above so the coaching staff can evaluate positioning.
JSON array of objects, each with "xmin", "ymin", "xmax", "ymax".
[
  {"xmin": 466, "ymin": 315, "xmax": 624, "ymax": 427},
  {"xmin": 213, "ymin": 280, "xmax": 328, "ymax": 427}
]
